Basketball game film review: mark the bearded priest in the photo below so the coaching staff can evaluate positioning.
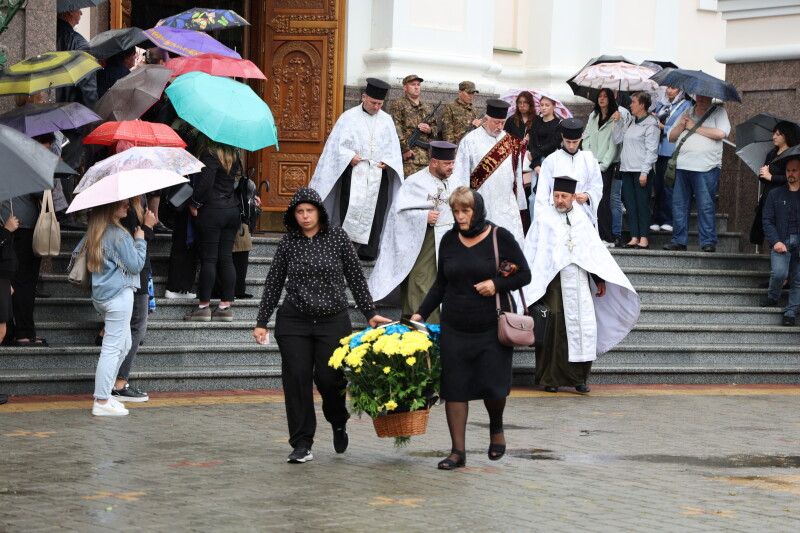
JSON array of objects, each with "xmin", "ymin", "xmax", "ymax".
[
  {"xmin": 522, "ymin": 176, "xmax": 640, "ymax": 393},
  {"xmin": 309, "ymin": 78, "xmax": 404, "ymax": 260},
  {"xmin": 451, "ymin": 99, "xmax": 527, "ymax": 244},
  {"xmin": 368, "ymin": 141, "xmax": 460, "ymax": 323}
]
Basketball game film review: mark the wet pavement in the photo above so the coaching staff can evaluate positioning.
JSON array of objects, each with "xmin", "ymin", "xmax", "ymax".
[{"xmin": 1, "ymin": 385, "xmax": 800, "ymax": 532}]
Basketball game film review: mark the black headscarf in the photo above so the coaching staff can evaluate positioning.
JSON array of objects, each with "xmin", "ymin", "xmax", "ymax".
[{"xmin": 455, "ymin": 189, "xmax": 491, "ymax": 237}]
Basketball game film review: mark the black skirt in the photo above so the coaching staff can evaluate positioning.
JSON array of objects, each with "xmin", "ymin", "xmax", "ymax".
[{"xmin": 439, "ymin": 322, "xmax": 513, "ymax": 402}]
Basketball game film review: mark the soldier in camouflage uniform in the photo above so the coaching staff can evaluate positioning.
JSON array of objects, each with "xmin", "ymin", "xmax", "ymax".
[
  {"xmin": 442, "ymin": 81, "xmax": 484, "ymax": 146},
  {"xmin": 389, "ymin": 74, "xmax": 439, "ymax": 178}
]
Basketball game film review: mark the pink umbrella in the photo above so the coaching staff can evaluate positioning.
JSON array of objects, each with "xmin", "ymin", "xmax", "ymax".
[
  {"xmin": 500, "ymin": 89, "xmax": 573, "ymax": 120},
  {"xmin": 67, "ymin": 168, "xmax": 188, "ymax": 213}
]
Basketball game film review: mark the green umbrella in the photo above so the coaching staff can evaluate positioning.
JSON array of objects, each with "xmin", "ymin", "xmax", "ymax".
[{"xmin": 165, "ymin": 71, "xmax": 278, "ymax": 151}]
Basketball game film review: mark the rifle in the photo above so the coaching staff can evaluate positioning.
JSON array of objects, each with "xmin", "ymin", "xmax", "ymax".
[
  {"xmin": 407, "ymin": 100, "xmax": 442, "ymax": 154},
  {"xmin": 465, "ymin": 113, "xmax": 486, "ymax": 135}
]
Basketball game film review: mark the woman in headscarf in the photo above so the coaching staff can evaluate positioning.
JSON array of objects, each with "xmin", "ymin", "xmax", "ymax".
[{"xmin": 411, "ymin": 187, "xmax": 531, "ymax": 470}]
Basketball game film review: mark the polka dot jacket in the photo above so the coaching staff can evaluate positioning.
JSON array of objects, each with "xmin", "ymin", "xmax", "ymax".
[{"xmin": 256, "ymin": 188, "xmax": 377, "ymax": 328}]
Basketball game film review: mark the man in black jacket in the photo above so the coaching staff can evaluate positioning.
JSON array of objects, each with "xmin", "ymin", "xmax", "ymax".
[{"xmin": 761, "ymin": 157, "xmax": 800, "ymax": 326}]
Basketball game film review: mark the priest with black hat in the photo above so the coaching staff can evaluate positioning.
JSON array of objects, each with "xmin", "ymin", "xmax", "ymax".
[
  {"xmin": 451, "ymin": 98, "xmax": 527, "ymax": 244},
  {"xmin": 309, "ymin": 78, "xmax": 404, "ymax": 260},
  {"xmin": 369, "ymin": 141, "xmax": 459, "ymax": 322},
  {"xmin": 522, "ymin": 175, "xmax": 640, "ymax": 394},
  {"xmin": 534, "ymin": 118, "xmax": 604, "ymax": 227}
]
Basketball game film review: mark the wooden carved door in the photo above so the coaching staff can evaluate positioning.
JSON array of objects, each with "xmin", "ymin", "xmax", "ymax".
[{"xmin": 258, "ymin": 0, "xmax": 346, "ymax": 230}]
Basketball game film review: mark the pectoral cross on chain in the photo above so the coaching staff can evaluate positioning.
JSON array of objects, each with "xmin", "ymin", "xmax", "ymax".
[
  {"xmin": 564, "ymin": 213, "xmax": 575, "ymax": 251},
  {"xmin": 368, "ymin": 138, "xmax": 377, "ymax": 154},
  {"xmin": 427, "ymin": 190, "xmax": 448, "ymax": 209}
]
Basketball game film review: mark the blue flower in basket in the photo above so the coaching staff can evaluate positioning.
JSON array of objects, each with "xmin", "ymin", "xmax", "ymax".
[{"xmin": 349, "ymin": 329, "xmax": 371, "ymax": 349}]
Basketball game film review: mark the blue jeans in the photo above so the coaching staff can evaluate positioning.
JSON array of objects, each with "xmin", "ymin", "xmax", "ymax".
[
  {"xmin": 768, "ymin": 234, "xmax": 800, "ymax": 317},
  {"xmin": 93, "ymin": 288, "xmax": 134, "ymax": 399},
  {"xmin": 671, "ymin": 167, "xmax": 720, "ymax": 246},
  {"xmin": 611, "ymin": 178, "xmax": 623, "ymax": 237}
]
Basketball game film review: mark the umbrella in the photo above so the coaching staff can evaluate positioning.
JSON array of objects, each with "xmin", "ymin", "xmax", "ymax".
[
  {"xmin": 650, "ymin": 67, "xmax": 678, "ymax": 87},
  {"xmin": 165, "ymin": 53, "xmax": 266, "ymax": 79},
  {"xmin": 642, "ymin": 60, "xmax": 679, "ymax": 71},
  {"xmin": 771, "ymin": 144, "xmax": 800, "ymax": 171},
  {"xmin": 156, "ymin": 8, "xmax": 250, "ymax": 31},
  {"xmin": 0, "ymin": 102, "xmax": 101, "ymax": 137},
  {"xmin": 56, "ymin": 160, "xmax": 78, "ymax": 175},
  {"xmin": 83, "ymin": 120, "xmax": 186, "ymax": 148},
  {"xmin": 57, "ymin": 0, "xmax": 107, "ymax": 13},
  {"xmin": 93, "ymin": 65, "xmax": 172, "ymax": 122},
  {"xmin": 67, "ymin": 169, "xmax": 188, "ymax": 213},
  {"xmin": 0, "ymin": 124, "xmax": 57, "ymax": 203},
  {"xmin": 143, "ymin": 27, "xmax": 241, "ymax": 59},
  {"xmin": 0, "ymin": 51, "xmax": 101, "ymax": 96},
  {"xmin": 75, "ymin": 147, "xmax": 204, "ymax": 194},
  {"xmin": 166, "ymin": 71, "xmax": 278, "ymax": 151},
  {"xmin": 90, "ymin": 27, "xmax": 150, "ymax": 61},
  {"xmin": 499, "ymin": 89, "xmax": 573, "ymax": 121},
  {"xmin": 566, "ymin": 55, "xmax": 638, "ymax": 101},
  {"xmin": 571, "ymin": 62, "xmax": 658, "ymax": 94},
  {"xmin": 736, "ymin": 114, "xmax": 800, "ymax": 174},
  {"xmin": 652, "ymin": 69, "xmax": 741, "ymax": 102}
]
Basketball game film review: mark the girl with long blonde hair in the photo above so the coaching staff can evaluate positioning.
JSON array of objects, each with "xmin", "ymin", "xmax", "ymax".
[{"xmin": 73, "ymin": 199, "xmax": 147, "ymax": 416}]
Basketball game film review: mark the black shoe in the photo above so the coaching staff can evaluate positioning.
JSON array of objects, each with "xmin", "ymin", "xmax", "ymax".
[
  {"xmin": 332, "ymin": 425, "xmax": 349, "ymax": 454},
  {"xmin": 488, "ymin": 434, "xmax": 506, "ymax": 461},
  {"xmin": 614, "ymin": 236, "xmax": 623, "ymax": 248},
  {"xmin": 111, "ymin": 384, "xmax": 149, "ymax": 402},
  {"xmin": 235, "ymin": 293, "xmax": 254, "ymax": 299},
  {"xmin": 576, "ymin": 384, "xmax": 590, "ymax": 393},
  {"xmin": 0, "ymin": 393, "xmax": 7, "ymax": 405},
  {"xmin": 287, "ymin": 446, "xmax": 313, "ymax": 463},
  {"xmin": 663, "ymin": 242, "xmax": 687, "ymax": 251},
  {"xmin": 702, "ymin": 244, "xmax": 716, "ymax": 252},
  {"xmin": 34, "ymin": 289, "xmax": 50, "ymax": 298},
  {"xmin": 760, "ymin": 297, "xmax": 779, "ymax": 307},
  {"xmin": 544, "ymin": 386, "xmax": 558, "ymax": 393},
  {"xmin": 153, "ymin": 221, "xmax": 172, "ymax": 234},
  {"xmin": 94, "ymin": 334, "xmax": 104, "ymax": 346},
  {"xmin": 783, "ymin": 316, "xmax": 795, "ymax": 327},
  {"xmin": 437, "ymin": 449, "xmax": 466, "ymax": 470},
  {"xmin": 621, "ymin": 241, "xmax": 639, "ymax": 249}
]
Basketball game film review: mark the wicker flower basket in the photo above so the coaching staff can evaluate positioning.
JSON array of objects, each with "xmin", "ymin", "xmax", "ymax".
[{"xmin": 372, "ymin": 408, "xmax": 430, "ymax": 438}]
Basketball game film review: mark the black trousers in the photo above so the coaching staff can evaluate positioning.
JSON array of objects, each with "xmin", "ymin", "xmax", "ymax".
[
  {"xmin": 166, "ymin": 209, "xmax": 198, "ymax": 293},
  {"xmin": 195, "ymin": 206, "xmax": 239, "ymax": 302},
  {"xmin": 338, "ymin": 165, "xmax": 390, "ymax": 260},
  {"xmin": 597, "ymin": 163, "xmax": 618, "ymax": 243},
  {"xmin": 274, "ymin": 303, "xmax": 351, "ymax": 449},
  {"xmin": 11, "ymin": 229, "xmax": 40, "ymax": 340},
  {"xmin": 233, "ymin": 251, "xmax": 249, "ymax": 296}
]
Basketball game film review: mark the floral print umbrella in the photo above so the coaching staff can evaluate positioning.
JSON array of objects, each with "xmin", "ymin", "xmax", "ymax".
[
  {"xmin": 499, "ymin": 89, "xmax": 573, "ymax": 121},
  {"xmin": 156, "ymin": 8, "xmax": 250, "ymax": 32}
]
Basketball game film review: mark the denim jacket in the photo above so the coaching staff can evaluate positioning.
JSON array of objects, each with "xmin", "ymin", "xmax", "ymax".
[{"xmin": 72, "ymin": 225, "xmax": 147, "ymax": 303}]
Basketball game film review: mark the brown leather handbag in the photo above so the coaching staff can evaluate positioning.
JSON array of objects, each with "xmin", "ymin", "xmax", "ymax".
[{"xmin": 492, "ymin": 227, "xmax": 535, "ymax": 347}]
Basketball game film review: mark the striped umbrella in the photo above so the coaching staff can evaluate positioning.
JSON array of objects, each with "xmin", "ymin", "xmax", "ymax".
[
  {"xmin": 83, "ymin": 120, "xmax": 187, "ymax": 148},
  {"xmin": 143, "ymin": 27, "xmax": 241, "ymax": 59},
  {"xmin": 0, "ymin": 51, "xmax": 101, "ymax": 96}
]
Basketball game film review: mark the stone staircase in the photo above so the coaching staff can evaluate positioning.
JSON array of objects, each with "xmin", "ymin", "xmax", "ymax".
[{"xmin": 1, "ymin": 211, "xmax": 798, "ymax": 395}]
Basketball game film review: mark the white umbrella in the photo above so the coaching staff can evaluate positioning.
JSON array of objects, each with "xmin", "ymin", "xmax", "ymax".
[
  {"xmin": 74, "ymin": 146, "xmax": 203, "ymax": 194},
  {"xmin": 67, "ymin": 169, "xmax": 188, "ymax": 213},
  {"xmin": 572, "ymin": 63, "xmax": 658, "ymax": 92}
]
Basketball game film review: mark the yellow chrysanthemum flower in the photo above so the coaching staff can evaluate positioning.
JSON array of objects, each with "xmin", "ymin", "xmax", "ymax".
[
  {"xmin": 328, "ymin": 346, "xmax": 348, "ymax": 369},
  {"xmin": 383, "ymin": 366, "xmax": 391, "ymax": 374},
  {"xmin": 344, "ymin": 344, "xmax": 368, "ymax": 367},
  {"xmin": 384, "ymin": 400, "xmax": 398, "ymax": 411},
  {"xmin": 355, "ymin": 368, "xmax": 361, "ymax": 373},
  {"xmin": 361, "ymin": 328, "xmax": 385, "ymax": 342},
  {"xmin": 405, "ymin": 356, "xmax": 417, "ymax": 366},
  {"xmin": 340, "ymin": 333, "xmax": 356, "ymax": 347}
]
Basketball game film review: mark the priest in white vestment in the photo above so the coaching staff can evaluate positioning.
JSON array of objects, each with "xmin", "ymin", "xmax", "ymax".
[
  {"xmin": 368, "ymin": 142, "xmax": 460, "ymax": 323},
  {"xmin": 534, "ymin": 118, "xmax": 604, "ymax": 227},
  {"xmin": 309, "ymin": 78, "xmax": 404, "ymax": 259},
  {"xmin": 522, "ymin": 176, "xmax": 640, "ymax": 393},
  {"xmin": 451, "ymin": 99, "xmax": 526, "ymax": 244}
]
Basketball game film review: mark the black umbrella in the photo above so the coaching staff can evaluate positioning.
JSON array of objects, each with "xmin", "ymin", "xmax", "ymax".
[
  {"xmin": 653, "ymin": 69, "xmax": 741, "ymax": 102},
  {"xmin": 0, "ymin": 124, "xmax": 57, "ymax": 203},
  {"xmin": 57, "ymin": 0, "xmax": 108, "ymax": 13},
  {"xmin": 566, "ymin": 55, "xmax": 638, "ymax": 101},
  {"xmin": 650, "ymin": 67, "xmax": 677, "ymax": 86},
  {"xmin": 767, "ymin": 141, "xmax": 800, "ymax": 171},
  {"xmin": 90, "ymin": 28, "xmax": 150, "ymax": 61},
  {"xmin": 642, "ymin": 60, "xmax": 679, "ymax": 71}
]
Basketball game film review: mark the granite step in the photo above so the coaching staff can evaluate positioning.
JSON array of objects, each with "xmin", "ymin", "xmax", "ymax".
[
  {"xmin": 616, "ymin": 230, "xmax": 741, "ymax": 252},
  {"xmin": 635, "ymin": 286, "xmax": 778, "ymax": 306},
  {"xmin": 609, "ymin": 249, "xmax": 769, "ymax": 270},
  {"xmin": 624, "ymin": 323, "xmax": 800, "ymax": 344}
]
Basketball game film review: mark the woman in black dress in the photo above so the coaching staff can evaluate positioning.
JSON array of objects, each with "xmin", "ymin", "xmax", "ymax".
[{"xmin": 412, "ymin": 187, "xmax": 531, "ymax": 470}]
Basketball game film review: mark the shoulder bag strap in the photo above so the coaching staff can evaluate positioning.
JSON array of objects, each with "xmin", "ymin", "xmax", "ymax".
[
  {"xmin": 492, "ymin": 226, "xmax": 529, "ymax": 315},
  {"xmin": 673, "ymin": 104, "xmax": 718, "ymax": 157}
]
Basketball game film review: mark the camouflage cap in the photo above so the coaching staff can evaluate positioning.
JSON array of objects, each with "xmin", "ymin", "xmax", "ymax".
[
  {"xmin": 458, "ymin": 81, "xmax": 478, "ymax": 93},
  {"xmin": 402, "ymin": 74, "xmax": 424, "ymax": 85}
]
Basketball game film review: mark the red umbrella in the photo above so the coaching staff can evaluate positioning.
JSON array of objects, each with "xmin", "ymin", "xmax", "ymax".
[
  {"xmin": 165, "ymin": 53, "xmax": 266, "ymax": 79},
  {"xmin": 83, "ymin": 120, "xmax": 186, "ymax": 148}
]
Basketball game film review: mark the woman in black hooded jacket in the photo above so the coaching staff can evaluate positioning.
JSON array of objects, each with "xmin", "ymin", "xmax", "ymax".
[{"xmin": 253, "ymin": 187, "xmax": 390, "ymax": 463}]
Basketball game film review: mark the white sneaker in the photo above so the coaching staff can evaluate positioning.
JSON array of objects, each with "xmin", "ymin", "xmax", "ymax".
[
  {"xmin": 164, "ymin": 290, "xmax": 196, "ymax": 299},
  {"xmin": 660, "ymin": 224, "xmax": 673, "ymax": 232},
  {"xmin": 92, "ymin": 400, "xmax": 129, "ymax": 416},
  {"xmin": 602, "ymin": 240, "xmax": 615, "ymax": 248},
  {"xmin": 649, "ymin": 224, "xmax": 660, "ymax": 232}
]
